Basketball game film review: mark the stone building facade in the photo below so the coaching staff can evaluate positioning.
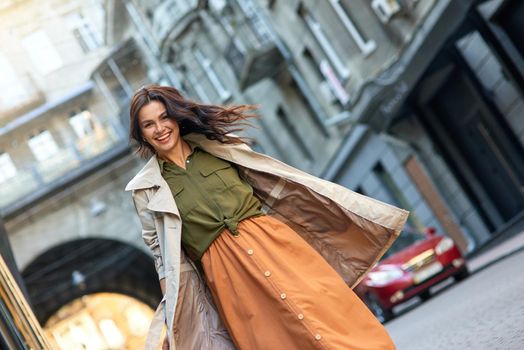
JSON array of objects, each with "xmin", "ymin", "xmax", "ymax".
[
  {"xmin": 313, "ymin": 0, "xmax": 524, "ymax": 253},
  {"xmin": 0, "ymin": 1, "xmax": 158, "ymax": 347},
  {"xmin": 385, "ymin": 0, "xmax": 524, "ymax": 248}
]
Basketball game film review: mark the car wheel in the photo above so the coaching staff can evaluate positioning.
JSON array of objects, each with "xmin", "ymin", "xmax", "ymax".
[
  {"xmin": 365, "ymin": 294, "xmax": 394, "ymax": 323},
  {"xmin": 454, "ymin": 267, "xmax": 470, "ymax": 282}
]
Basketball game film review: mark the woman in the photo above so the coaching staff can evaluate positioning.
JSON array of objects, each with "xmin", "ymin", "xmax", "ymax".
[{"xmin": 126, "ymin": 85, "xmax": 408, "ymax": 350}]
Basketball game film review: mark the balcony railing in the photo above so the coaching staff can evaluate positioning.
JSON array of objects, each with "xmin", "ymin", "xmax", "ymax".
[
  {"xmin": 0, "ymin": 170, "xmax": 39, "ymax": 209},
  {"xmin": 145, "ymin": 0, "xmax": 198, "ymax": 41},
  {"xmin": 0, "ymin": 123, "xmax": 123, "ymax": 209},
  {"xmin": 223, "ymin": 4, "xmax": 286, "ymax": 90}
]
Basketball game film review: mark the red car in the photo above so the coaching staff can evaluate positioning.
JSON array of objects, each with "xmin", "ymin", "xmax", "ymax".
[{"xmin": 355, "ymin": 227, "xmax": 469, "ymax": 322}]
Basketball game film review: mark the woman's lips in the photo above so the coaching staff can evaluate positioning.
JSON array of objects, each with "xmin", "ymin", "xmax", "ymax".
[{"xmin": 156, "ymin": 132, "xmax": 171, "ymax": 143}]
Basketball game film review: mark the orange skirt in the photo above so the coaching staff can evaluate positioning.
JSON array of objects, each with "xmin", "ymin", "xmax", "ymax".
[{"xmin": 201, "ymin": 215, "xmax": 395, "ymax": 350}]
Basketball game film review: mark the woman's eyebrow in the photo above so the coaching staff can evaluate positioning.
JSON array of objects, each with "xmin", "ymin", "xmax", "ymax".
[{"xmin": 141, "ymin": 112, "xmax": 166, "ymax": 124}]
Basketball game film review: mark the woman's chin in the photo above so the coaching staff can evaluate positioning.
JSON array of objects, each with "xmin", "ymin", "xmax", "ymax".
[{"xmin": 154, "ymin": 141, "xmax": 176, "ymax": 155}]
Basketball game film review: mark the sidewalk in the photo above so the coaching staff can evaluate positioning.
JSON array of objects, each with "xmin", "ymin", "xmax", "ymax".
[{"xmin": 466, "ymin": 229, "xmax": 524, "ymax": 273}]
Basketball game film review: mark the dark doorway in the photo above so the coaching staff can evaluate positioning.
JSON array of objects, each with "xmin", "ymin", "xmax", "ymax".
[{"xmin": 424, "ymin": 67, "xmax": 524, "ymax": 228}]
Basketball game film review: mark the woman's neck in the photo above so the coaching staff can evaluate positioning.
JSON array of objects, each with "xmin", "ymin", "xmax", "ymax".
[{"xmin": 158, "ymin": 139, "xmax": 192, "ymax": 169}]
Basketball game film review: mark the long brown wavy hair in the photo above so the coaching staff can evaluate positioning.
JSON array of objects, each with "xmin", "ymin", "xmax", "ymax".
[{"xmin": 129, "ymin": 84, "xmax": 257, "ymax": 157}]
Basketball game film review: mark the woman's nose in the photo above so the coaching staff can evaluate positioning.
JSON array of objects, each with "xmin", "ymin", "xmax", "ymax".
[{"xmin": 153, "ymin": 122, "xmax": 164, "ymax": 132}]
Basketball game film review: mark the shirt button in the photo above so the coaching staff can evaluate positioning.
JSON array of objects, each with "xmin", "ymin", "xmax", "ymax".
[
  {"xmin": 315, "ymin": 334, "xmax": 322, "ymax": 341},
  {"xmin": 264, "ymin": 271, "xmax": 271, "ymax": 277},
  {"xmin": 297, "ymin": 314, "xmax": 304, "ymax": 320},
  {"xmin": 280, "ymin": 293, "xmax": 286, "ymax": 300},
  {"xmin": 247, "ymin": 249, "xmax": 254, "ymax": 255}
]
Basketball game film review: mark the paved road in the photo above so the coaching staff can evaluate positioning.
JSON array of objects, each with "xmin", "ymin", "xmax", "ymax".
[{"xmin": 386, "ymin": 249, "xmax": 524, "ymax": 350}]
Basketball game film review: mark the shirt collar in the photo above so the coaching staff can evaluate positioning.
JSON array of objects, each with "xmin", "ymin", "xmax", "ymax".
[
  {"xmin": 157, "ymin": 138, "xmax": 199, "ymax": 173},
  {"xmin": 185, "ymin": 138, "xmax": 199, "ymax": 152},
  {"xmin": 158, "ymin": 157, "xmax": 166, "ymax": 173}
]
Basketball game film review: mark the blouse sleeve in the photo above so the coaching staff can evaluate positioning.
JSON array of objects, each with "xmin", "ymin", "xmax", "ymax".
[{"xmin": 132, "ymin": 190, "xmax": 166, "ymax": 280}]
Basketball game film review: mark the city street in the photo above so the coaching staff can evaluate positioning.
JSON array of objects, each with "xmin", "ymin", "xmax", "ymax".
[{"xmin": 386, "ymin": 250, "xmax": 524, "ymax": 350}]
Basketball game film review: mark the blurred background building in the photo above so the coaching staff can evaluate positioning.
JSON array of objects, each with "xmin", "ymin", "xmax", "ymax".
[{"xmin": 1, "ymin": 0, "xmax": 523, "ymax": 348}]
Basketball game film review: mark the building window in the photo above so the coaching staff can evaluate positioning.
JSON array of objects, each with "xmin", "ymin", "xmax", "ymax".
[
  {"xmin": 22, "ymin": 30, "xmax": 63, "ymax": 75},
  {"xmin": 193, "ymin": 48, "xmax": 231, "ymax": 102},
  {"xmin": 0, "ymin": 152, "xmax": 17, "ymax": 183},
  {"xmin": 302, "ymin": 48, "xmax": 324, "ymax": 81},
  {"xmin": 298, "ymin": 3, "xmax": 350, "ymax": 82},
  {"xmin": 302, "ymin": 47, "xmax": 349, "ymax": 106},
  {"xmin": 67, "ymin": 13, "xmax": 103, "ymax": 53},
  {"xmin": 276, "ymin": 106, "xmax": 313, "ymax": 161},
  {"xmin": 328, "ymin": 0, "xmax": 376, "ymax": 56},
  {"xmin": 28, "ymin": 130, "xmax": 59, "ymax": 162},
  {"xmin": 69, "ymin": 110, "xmax": 95, "ymax": 137},
  {"xmin": 0, "ymin": 54, "xmax": 26, "ymax": 108}
]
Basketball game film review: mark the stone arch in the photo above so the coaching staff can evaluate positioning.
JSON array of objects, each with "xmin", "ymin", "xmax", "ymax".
[{"xmin": 22, "ymin": 238, "xmax": 161, "ymax": 324}]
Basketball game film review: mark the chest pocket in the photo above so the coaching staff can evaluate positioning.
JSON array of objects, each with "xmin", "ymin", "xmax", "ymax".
[
  {"xmin": 199, "ymin": 158, "xmax": 238, "ymax": 191},
  {"xmin": 171, "ymin": 184, "xmax": 184, "ymax": 197},
  {"xmin": 170, "ymin": 184, "xmax": 195, "ymax": 217}
]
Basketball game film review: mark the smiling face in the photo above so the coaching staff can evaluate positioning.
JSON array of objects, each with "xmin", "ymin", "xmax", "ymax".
[{"xmin": 138, "ymin": 100, "xmax": 182, "ymax": 157}]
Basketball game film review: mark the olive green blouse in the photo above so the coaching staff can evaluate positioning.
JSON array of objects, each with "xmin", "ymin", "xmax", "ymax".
[{"xmin": 159, "ymin": 141, "xmax": 263, "ymax": 261}]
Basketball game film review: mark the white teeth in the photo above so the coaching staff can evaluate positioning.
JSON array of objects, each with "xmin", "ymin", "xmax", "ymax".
[{"xmin": 156, "ymin": 133, "xmax": 170, "ymax": 142}]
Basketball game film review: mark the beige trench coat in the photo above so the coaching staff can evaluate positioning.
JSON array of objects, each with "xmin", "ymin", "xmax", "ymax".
[{"xmin": 126, "ymin": 133, "xmax": 409, "ymax": 350}]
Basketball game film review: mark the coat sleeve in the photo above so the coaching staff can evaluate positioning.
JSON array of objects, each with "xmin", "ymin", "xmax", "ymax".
[{"xmin": 132, "ymin": 190, "xmax": 166, "ymax": 280}]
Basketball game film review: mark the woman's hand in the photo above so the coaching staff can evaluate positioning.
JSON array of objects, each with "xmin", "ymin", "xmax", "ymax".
[{"xmin": 162, "ymin": 335, "xmax": 169, "ymax": 350}]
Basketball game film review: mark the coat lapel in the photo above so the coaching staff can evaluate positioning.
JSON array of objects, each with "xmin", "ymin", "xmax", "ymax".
[
  {"xmin": 147, "ymin": 182, "xmax": 180, "ymax": 217},
  {"xmin": 126, "ymin": 155, "xmax": 180, "ymax": 217}
]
